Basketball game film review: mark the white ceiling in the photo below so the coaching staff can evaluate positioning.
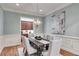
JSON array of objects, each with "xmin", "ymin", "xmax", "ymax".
[{"xmin": 0, "ymin": 3, "xmax": 71, "ymax": 17}]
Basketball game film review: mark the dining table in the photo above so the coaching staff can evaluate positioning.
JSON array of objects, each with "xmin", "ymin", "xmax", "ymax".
[{"xmin": 29, "ymin": 37, "xmax": 50, "ymax": 56}]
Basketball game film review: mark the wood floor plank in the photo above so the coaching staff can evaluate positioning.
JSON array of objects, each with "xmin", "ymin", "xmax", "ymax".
[
  {"xmin": 0, "ymin": 46, "xmax": 19, "ymax": 56},
  {"xmin": 60, "ymin": 48, "xmax": 78, "ymax": 56}
]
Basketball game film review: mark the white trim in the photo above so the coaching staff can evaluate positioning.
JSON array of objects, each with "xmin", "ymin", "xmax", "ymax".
[
  {"xmin": 4, "ymin": 34, "xmax": 21, "ymax": 47},
  {"xmin": 3, "ymin": 8, "xmax": 44, "ymax": 17},
  {"xmin": 21, "ymin": 17, "xmax": 34, "ymax": 22},
  {"xmin": 0, "ymin": 34, "xmax": 21, "ymax": 54},
  {"xmin": 2, "ymin": 4, "xmax": 71, "ymax": 17},
  {"xmin": 48, "ymin": 34, "xmax": 79, "ymax": 40},
  {"xmin": 58, "ymin": 35, "xmax": 79, "ymax": 40},
  {"xmin": 45, "ymin": 3, "xmax": 72, "ymax": 16}
]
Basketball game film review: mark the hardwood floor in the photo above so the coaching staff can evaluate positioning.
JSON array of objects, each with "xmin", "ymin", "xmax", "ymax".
[
  {"xmin": 0, "ymin": 46, "xmax": 19, "ymax": 56},
  {"xmin": 1, "ymin": 45, "xmax": 78, "ymax": 56},
  {"xmin": 60, "ymin": 48, "xmax": 78, "ymax": 56},
  {"xmin": 0, "ymin": 43, "xmax": 29, "ymax": 56}
]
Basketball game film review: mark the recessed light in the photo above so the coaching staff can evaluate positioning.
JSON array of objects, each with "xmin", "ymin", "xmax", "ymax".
[
  {"xmin": 16, "ymin": 3, "xmax": 19, "ymax": 6},
  {"xmin": 40, "ymin": 9, "xmax": 43, "ymax": 12}
]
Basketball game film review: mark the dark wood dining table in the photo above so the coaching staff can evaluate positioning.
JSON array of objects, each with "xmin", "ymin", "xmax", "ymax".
[{"xmin": 29, "ymin": 37, "xmax": 50, "ymax": 56}]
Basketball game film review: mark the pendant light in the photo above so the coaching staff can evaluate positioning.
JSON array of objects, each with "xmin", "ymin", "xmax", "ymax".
[{"xmin": 33, "ymin": 3, "xmax": 41, "ymax": 27}]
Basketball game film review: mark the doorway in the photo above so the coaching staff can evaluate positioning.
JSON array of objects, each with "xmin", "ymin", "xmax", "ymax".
[{"xmin": 21, "ymin": 17, "xmax": 34, "ymax": 37}]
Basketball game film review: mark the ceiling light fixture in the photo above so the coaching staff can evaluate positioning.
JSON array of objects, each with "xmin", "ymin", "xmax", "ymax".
[
  {"xmin": 16, "ymin": 3, "xmax": 19, "ymax": 6},
  {"xmin": 40, "ymin": 9, "xmax": 43, "ymax": 12},
  {"xmin": 33, "ymin": 3, "xmax": 41, "ymax": 27}
]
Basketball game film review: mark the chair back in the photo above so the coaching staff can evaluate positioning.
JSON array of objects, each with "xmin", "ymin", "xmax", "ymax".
[
  {"xmin": 49, "ymin": 36, "xmax": 62, "ymax": 56},
  {"xmin": 22, "ymin": 36, "xmax": 31, "ymax": 54},
  {"xmin": 22, "ymin": 36, "xmax": 30, "ymax": 47}
]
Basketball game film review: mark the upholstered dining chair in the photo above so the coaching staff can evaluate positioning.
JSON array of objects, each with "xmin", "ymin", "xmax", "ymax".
[
  {"xmin": 22, "ymin": 36, "xmax": 37, "ymax": 56},
  {"xmin": 42, "ymin": 35, "xmax": 62, "ymax": 56},
  {"xmin": 49, "ymin": 36, "xmax": 62, "ymax": 56}
]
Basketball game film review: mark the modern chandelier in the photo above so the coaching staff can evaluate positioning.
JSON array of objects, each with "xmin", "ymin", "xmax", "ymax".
[{"xmin": 33, "ymin": 3, "xmax": 41, "ymax": 27}]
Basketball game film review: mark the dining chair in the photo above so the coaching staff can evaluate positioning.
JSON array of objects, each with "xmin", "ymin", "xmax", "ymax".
[
  {"xmin": 22, "ymin": 36, "xmax": 37, "ymax": 56},
  {"xmin": 49, "ymin": 36, "xmax": 62, "ymax": 56},
  {"xmin": 41, "ymin": 34, "xmax": 51, "ymax": 56},
  {"xmin": 42, "ymin": 35, "xmax": 62, "ymax": 56},
  {"xmin": 42, "ymin": 42, "xmax": 51, "ymax": 56}
]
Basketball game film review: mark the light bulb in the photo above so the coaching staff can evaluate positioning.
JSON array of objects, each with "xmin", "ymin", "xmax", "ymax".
[{"xmin": 16, "ymin": 3, "xmax": 19, "ymax": 6}]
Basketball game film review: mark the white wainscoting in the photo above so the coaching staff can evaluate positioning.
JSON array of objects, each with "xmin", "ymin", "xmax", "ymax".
[
  {"xmin": 47, "ymin": 34, "xmax": 79, "ymax": 55},
  {"xmin": 4, "ymin": 34, "xmax": 21, "ymax": 47},
  {"xmin": 0, "ymin": 34, "xmax": 21, "ymax": 53},
  {"xmin": 61, "ymin": 36, "xmax": 79, "ymax": 55}
]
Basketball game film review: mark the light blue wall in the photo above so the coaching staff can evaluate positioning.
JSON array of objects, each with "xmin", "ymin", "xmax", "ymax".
[
  {"xmin": 0, "ymin": 8, "xmax": 3, "ymax": 35},
  {"xmin": 4, "ymin": 11, "xmax": 20, "ymax": 34},
  {"xmin": 44, "ymin": 15, "xmax": 54, "ymax": 34},
  {"xmin": 4, "ymin": 4, "xmax": 79, "ymax": 36},
  {"xmin": 44, "ymin": 3, "xmax": 79, "ymax": 37},
  {"xmin": 3, "ymin": 11, "xmax": 44, "ymax": 35},
  {"xmin": 0, "ymin": 7, "xmax": 4, "ymax": 49},
  {"xmin": 65, "ymin": 4, "xmax": 79, "ymax": 36}
]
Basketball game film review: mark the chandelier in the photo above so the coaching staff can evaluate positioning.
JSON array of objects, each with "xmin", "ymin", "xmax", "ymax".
[{"xmin": 33, "ymin": 3, "xmax": 41, "ymax": 27}]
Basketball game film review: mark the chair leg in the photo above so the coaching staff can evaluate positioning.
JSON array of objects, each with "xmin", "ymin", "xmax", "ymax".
[{"xmin": 23, "ymin": 48, "xmax": 28, "ymax": 56}]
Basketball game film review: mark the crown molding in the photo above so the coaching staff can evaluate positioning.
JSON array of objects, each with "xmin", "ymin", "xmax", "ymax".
[
  {"xmin": 3, "ymin": 8, "xmax": 45, "ymax": 17},
  {"xmin": 45, "ymin": 3, "xmax": 72, "ymax": 16},
  {"xmin": 1, "ymin": 3, "xmax": 72, "ymax": 17}
]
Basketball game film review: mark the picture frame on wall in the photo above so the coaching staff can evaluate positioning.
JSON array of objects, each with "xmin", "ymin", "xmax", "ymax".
[
  {"xmin": 51, "ymin": 11, "xmax": 65, "ymax": 35},
  {"xmin": 58, "ymin": 11, "xmax": 65, "ymax": 35}
]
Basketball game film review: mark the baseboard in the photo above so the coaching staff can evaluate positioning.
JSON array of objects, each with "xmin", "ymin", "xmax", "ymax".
[{"xmin": 60, "ymin": 48, "xmax": 78, "ymax": 56}]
